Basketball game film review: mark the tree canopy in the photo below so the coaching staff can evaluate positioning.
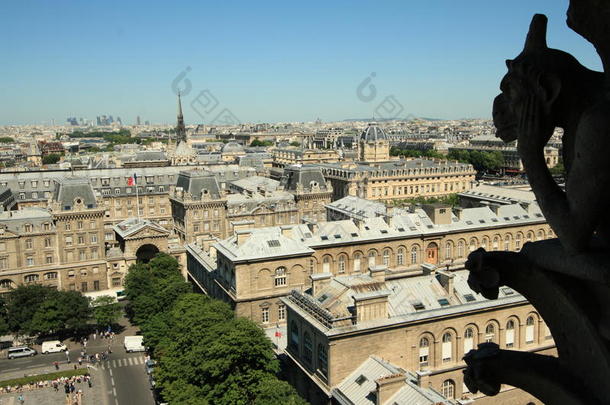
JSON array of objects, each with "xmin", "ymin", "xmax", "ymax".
[
  {"xmin": 126, "ymin": 254, "xmax": 306, "ymax": 404},
  {"xmin": 92, "ymin": 296, "xmax": 122, "ymax": 328},
  {"xmin": 447, "ymin": 149, "xmax": 505, "ymax": 172},
  {"xmin": 4, "ymin": 285, "xmax": 92, "ymax": 336},
  {"xmin": 42, "ymin": 153, "xmax": 62, "ymax": 165}
]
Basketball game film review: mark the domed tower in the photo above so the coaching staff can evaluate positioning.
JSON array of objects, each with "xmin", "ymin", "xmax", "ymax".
[{"xmin": 358, "ymin": 122, "xmax": 389, "ymax": 162}]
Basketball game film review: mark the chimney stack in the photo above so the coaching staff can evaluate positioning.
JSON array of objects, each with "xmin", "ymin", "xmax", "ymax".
[{"xmin": 375, "ymin": 373, "xmax": 405, "ymax": 405}]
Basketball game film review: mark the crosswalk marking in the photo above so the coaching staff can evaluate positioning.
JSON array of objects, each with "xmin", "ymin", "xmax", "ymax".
[{"xmin": 98, "ymin": 356, "xmax": 144, "ymax": 370}]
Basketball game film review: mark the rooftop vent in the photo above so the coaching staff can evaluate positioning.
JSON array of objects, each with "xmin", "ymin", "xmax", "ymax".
[{"xmin": 267, "ymin": 240, "xmax": 280, "ymax": 247}]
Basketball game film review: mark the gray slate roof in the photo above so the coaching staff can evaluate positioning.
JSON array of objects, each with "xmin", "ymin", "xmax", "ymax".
[{"xmin": 52, "ymin": 177, "xmax": 97, "ymax": 210}]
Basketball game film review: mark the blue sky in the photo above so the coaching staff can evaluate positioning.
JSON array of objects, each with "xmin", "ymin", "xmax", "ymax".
[{"xmin": 0, "ymin": 0, "xmax": 602, "ymax": 125}]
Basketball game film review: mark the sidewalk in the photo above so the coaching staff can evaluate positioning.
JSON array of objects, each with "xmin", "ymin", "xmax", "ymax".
[{"xmin": 0, "ymin": 366, "xmax": 107, "ymax": 405}]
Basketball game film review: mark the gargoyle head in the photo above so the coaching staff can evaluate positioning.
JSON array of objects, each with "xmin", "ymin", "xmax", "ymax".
[{"xmin": 493, "ymin": 14, "xmax": 588, "ymax": 143}]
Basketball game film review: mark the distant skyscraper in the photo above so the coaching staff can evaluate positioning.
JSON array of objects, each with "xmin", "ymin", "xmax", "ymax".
[
  {"xmin": 145, "ymin": 120, "xmax": 150, "ymax": 125},
  {"xmin": 175, "ymin": 92, "xmax": 187, "ymax": 144},
  {"xmin": 136, "ymin": 116, "xmax": 141, "ymax": 126}
]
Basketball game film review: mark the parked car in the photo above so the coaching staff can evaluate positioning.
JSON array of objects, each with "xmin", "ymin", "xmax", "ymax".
[
  {"xmin": 41, "ymin": 340, "xmax": 67, "ymax": 354},
  {"xmin": 7, "ymin": 346, "xmax": 37, "ymax": 359},
  {"xmin": 123, "ymin": 335, "xmax": 145, "ymax": 353},
  {"xmin": 145, "ymin": 359, "xmax": 157, "ymax": 375}
]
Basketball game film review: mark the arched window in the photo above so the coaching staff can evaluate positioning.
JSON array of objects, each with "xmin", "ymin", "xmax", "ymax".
[
  {"xmin": 44, "ymin": 272, "xmax": 58, "ymax": 280},
  {"xmin": 504, "ymin": 235, "xmax": 511, "ymax": 251},
  {"xmin": 338, "ymin": 256, "xmax": 346, "ymax": 273},
  {"xmin": 368, "ymin": 251, "xmax": 376, "ymax": 268},
  {"xmin": 383, "ymin": 249, "xmax": 390, "ymax": 266},
  {"xmin": 537, "ymin": 230, "xmax": 545, "ymax": 241},
  {"xmin": 0, "ymin": 279, "xmax": 13, "ymax": 289},
  {"xmin": 515, "ymin": 233, "xmax": 522, "ymax": 250},
  {"xmin": 441, "ymin": 333, "xmax": 452, "ymax": 363},
  {"xmin": 24, "ymin": 274, "xmax": 39, "ymax": 283},
  {"xmin": 506, "ymin": 320, "xmax": 515, "ymax": 348},
  {"xmin": 410, "ymin": 246, "xmax": 418, "ymax": 264},
  {"xmin": 289, "ymin": 321, "xmax": 299, "ymax": 349},
  {"xmin": 441, "ymin": 379, "xmax": 455, "ymax": 399},
  {"xmin": 397, "ymin": 248, "xmax": 404, "ymax": 266},
  {"xmin": 457, "ymin": 241, "xmax": 465, "ymax": 258},
  {"xmin": 353, "ymin": 253, "xmax": 361, "ymax": 272},
  {"xmin": 526, "ymin": 316, "xmax": 536, "ymax": 343},
  {"xmin": 419, "ymin": 337, "xmax": 430, "ymax": 368},
  {"xmin": 323, "ymin": 256, "xmax": 330, "ymax": 273},
  {"xmin": 485, "ymin": 324, "xmax": 496, "ymax": 342},
  {"xmin": 527, "ymin": 231, "xmax": 534, "ymax": 242},
  {"xmin": 303, "ymin": 332, "xmax": 313, "ymax": 364},
  {"xmin": 317, "ymin": 344, "xmax": 328, "ymax": 376},
  {"xmin": 445, "ymin": 242, "xmax": 453, "ymax": 259},
  {"xmin": 481, "ymin": 237, "xmax": 489, "ymax": 250},
  {"xmin": 464, "ymin": 328, "xmax": 474, "ymax": 353},
  {"xmin": 274, "ymin": 267, "xmax": 287, "ymax": 287},
  {"xmin": 493, "ymin": 236, "xmax": 500, "ymax": 251},
  {"xmin": 469, "ymin": 238, "xmax": 477, "ymax": 252}
]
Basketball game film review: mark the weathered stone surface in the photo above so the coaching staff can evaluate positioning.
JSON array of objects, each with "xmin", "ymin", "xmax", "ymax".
[{"xmin": 465, "ymin": 2, "xmax": 610, "ymax": 403}]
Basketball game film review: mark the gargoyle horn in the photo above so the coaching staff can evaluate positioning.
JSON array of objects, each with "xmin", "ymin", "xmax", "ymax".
[{"xmin": 524, "ymin": 14, "xmax": 548, "ymax": 52}]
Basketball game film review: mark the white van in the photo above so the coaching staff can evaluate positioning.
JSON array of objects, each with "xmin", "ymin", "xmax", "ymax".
[
  {"xmin": 42, "ymin": 340, "xmax": 67, "ymax": 354},
  {"xmin": 124, "ymin": 335, "xmax": 145, "ymax": 353}
]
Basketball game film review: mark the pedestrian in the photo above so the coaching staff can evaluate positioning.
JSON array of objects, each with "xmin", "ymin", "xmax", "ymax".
[
  {"xmin": 54, "ymin": 361, "xmax": 59, "ymax": 370},
  {"xmin": 70, "ymin": 382, "xmax": 75, "ymax": 393},
  {"xmin": 65, "ymin": 348, "xmax": 70, "ymax": 363},
  {"xmin": 93, "ymin": 330, "xmax": 97, "ymax": 340},
  {"xmin": 78, "ymin": 357, "xmax": 82, "ymax": 366},
  {"xmin": 87, "ymin": 377, "xmax": 92, "ymax": 388},
  {"xmin": 83, "ymin": 338, "xmax": 87, "ymax": 349},
  {"xmin": 53, "ymin": 381, "xmax": 58, "ymax": 392},
  {"xmin": 64, "ymin": 383, "xmax": 70, "ymax": 395},
  {"xmin": 17, "ymin": 393, "xmax": 24, "ymax": 404}
]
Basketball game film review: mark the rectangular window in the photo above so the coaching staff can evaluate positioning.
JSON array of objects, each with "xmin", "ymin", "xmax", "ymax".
[
  {"xmin": 26, "ymin": 257, "xmax": 34, "ymax": 266},
  {"xmin": 93, "ymin": 280, "xmax": 100, "ymax": 291},
  {"xmin": 78, "ymin": 235, "xmax": 85, "ymax": 244},
  {"xmin": 506, "ymin": 329, "xmax": 515, "ymax": 348},
  {"xmin": 112, "ymin": 277, "xmax": 121, "ymax": 287},
  {"xmin": 79, "ymin": 251, "xmax": 86, "ymax": 261},
  {"xmin": 261, "ymin": 307, "xmax": 269, "ymax": 324},
  {"xmin": 46, "ymin": 256, "xmax": 53, "ymax": 264},
  {"xmin": 90, "ymin": 234, "xmax": 97, "ymax": 243},
  {"xmin": 81, "ymin": 282, "xmax": 88, "ymax": 292},
  {"xmin": 65, "ymin": 236, "xmax": 73, "ymax": 246},
  {"xmin": 278, "ymin": 304, "xmax": 286, "ymax": 321},
  {"xmin": 0, "ymin": 257, "xmax": 7, "ymax": 269}
]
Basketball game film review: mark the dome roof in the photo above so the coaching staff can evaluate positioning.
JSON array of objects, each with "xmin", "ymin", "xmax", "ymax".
[
  {"xmin": 222, "ymin": 142, "xmax": 245, "ymax": 153},
  {"xmin": 360, "ymin": 123, "xmax": 387, "ymax": 142}
]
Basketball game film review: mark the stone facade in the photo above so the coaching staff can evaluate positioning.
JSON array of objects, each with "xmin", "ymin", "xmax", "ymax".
[{"xmin": 187, "ymin": 199, "xmax": 553, "ymax": 329}]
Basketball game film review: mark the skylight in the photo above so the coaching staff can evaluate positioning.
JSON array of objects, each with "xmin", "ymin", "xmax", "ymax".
[
  {"xmin": 355, "ymin": 375, "xmax": 368, "ymax": 385},
  {"xmin": 412, "ymin": 301, "xmax": 425, "ymax": 311},
  {"xmin": 463, "ymin": 294, "xmax": 476, "ymax": 302},
  {"xmin": 320, "ymin": 235, "xmax": 328, "ymax": 241},
  {"xmin": 438, "ymin": 298, "xmax": 450, "ymax": 306}
]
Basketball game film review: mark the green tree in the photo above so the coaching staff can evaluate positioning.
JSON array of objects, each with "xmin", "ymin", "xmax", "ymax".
[
  {"xmin": 289, "ymin": 141, "xmax": 301, "ymax": 147},
  {"xmin": 253, "ymin": 377, "xmax": 308, "ymax": 405},
  {"xmin": 0, "ymin": 137, "xmax": 14, "ymax": 143},
  {"xmin": 6, "ymin": 284, "xmax": 51, "ymax": 335},
  {"xmin": 42, "ymin": 153, "xmax": 61, "ymax": 164},
  {"xmin": 92, "ymin": 296, "xmax": 122, "ymax": 328},
  {"xmin": 0, "ymin": 295, "xmax": 9, "ymax": 336},
  {"xmin": 250, "ymin": 139, "xmax": 273, "ymax": 147}
]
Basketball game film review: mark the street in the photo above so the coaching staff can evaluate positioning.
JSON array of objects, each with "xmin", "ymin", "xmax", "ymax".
[{"xmin": 0, "ymin": 310, "xmax": 154, "ymax": 405}]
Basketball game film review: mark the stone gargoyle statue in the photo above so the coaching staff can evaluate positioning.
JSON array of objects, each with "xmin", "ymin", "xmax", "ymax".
[{"xmin": 463, "ymin": 3, "xmax": 610, "ymax": 404}]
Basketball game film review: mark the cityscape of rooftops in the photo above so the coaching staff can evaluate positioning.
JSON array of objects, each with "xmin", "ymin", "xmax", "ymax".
[{"xmin": 0, "ymin": 0, "xmax": 592, "ymax": 404}]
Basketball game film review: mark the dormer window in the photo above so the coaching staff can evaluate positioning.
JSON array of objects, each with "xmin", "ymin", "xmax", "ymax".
[{"xmin": 24, "ymin": 224, "xmax": 32, "ymax": 232}]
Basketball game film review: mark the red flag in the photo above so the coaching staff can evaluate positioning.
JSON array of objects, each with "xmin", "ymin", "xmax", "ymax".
[
  {"xmin": 275, "ymin": 331, "xmax": 282, "ymax": 337},
  {"xmin": 127, "ymin": 177, "xmax": 134, "ymax": 186}
]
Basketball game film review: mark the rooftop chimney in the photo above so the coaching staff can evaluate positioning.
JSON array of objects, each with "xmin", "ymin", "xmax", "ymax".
[
  {"xmin": 369, "ymin": 265, "xmax": 387, "ymax": 283},
  {"xmin": 416, "ymin": 370, "xmax": 431, "ymax": 388},
  {"xmin": 311, "ymin": 272, "xmax": 332, "ymax": 295},
  {"xmin": 436, "ymin": 270, "xmax": 455, "ymax": 296},
  {"xmin": 353, "ymin": 289, "xmax": 389, "ymax": 323},
  {"xmin": 375, "ymin": 373, "xmax": 405, "ymax": 405},
  {"xmin": 280, "ymin": 225, "xmax": 293, "ymax": 239},
  {"xmin": 236, "ymin": 230, "xmax": 252, "ymax": 246}
]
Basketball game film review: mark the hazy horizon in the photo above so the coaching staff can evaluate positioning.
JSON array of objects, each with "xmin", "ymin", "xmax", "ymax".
[{"xmin": 0, "ymin": 0, "xmax": 602, "ymax": 126}]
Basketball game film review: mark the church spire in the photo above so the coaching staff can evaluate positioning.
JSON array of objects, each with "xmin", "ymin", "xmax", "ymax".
[{"xmin": 176, "ymin": 92, "xmax": 187, "ymax": 144}]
